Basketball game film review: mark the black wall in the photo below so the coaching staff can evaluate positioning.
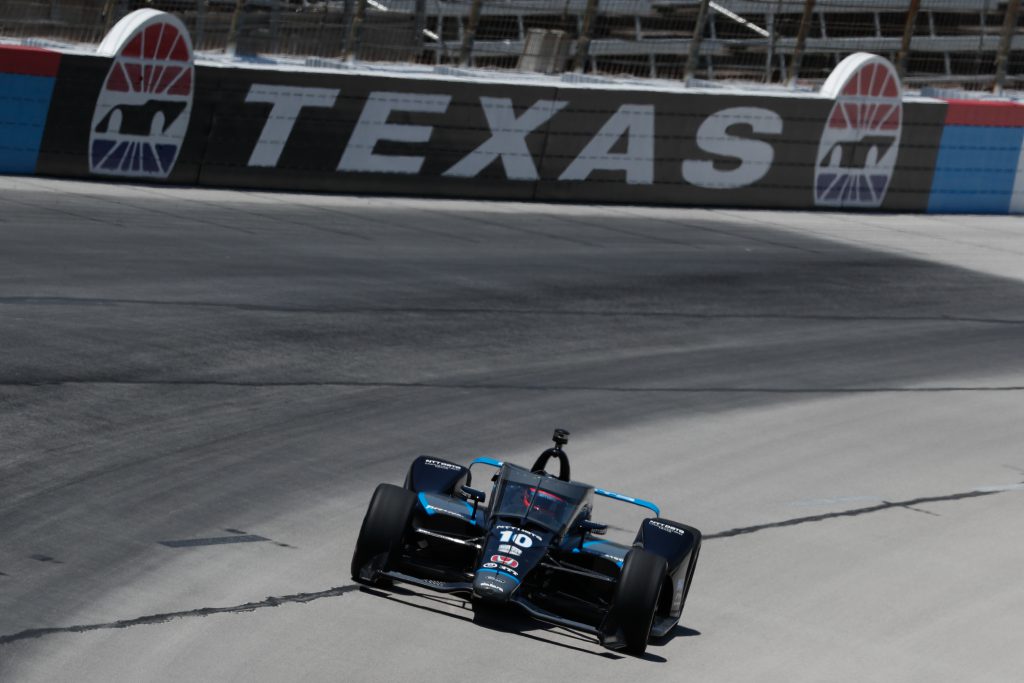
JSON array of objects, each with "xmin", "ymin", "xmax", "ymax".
[{"xmin": 36, "ymin": 54, "xmax": 946, "ymax": 211}]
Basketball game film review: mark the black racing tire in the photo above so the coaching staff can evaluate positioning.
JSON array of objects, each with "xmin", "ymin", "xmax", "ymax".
[
  {"xmin": 350, "ymin": 483, "xmax": 417, "ymax": 584},
  {"xmin": 609, "ymin": 548, "xmax": 668, "ymax": 655}
]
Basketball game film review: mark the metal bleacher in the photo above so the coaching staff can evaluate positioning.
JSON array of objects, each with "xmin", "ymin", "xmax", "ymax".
[
  {"xmin": 399, "ymin": 0, "xmax": 1017, "ymax": 84},
  {"xmin": 2, "ymin": 0, "xmax": 1019, "ymax": 87}
]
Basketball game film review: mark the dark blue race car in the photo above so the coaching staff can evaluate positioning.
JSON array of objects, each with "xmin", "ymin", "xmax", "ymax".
[{"xmin": 351, "ymin": 429, "xmax": 701, "ymax": 655}]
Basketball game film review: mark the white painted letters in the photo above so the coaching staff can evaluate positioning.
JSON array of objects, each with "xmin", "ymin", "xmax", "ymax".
[
  {"xmin": 682, "ymin": 107, "xmax": 782, "ymax": 189},
  {"xmin": 338, "ymin": 91, "xmax": 451, "ymax": 175},
  {"xmin": 245, "ymin": 85, "xmax": 339, "ymax": 167},
  {"xmin": 240, "ymin": 87, "xmax": 783, "ymax": 190},
  {"xmin": 444, "ymin": 98, "xmax": 568, "ymax": 180},
  {"xmin": 558, "ymin": 104, "xmax": 655, "ymax": 185}
]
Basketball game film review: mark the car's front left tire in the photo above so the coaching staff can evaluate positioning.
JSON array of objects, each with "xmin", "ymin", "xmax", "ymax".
[{"xmin": 350, "ymin": 483, "xmax": 417, "ymax": 584}]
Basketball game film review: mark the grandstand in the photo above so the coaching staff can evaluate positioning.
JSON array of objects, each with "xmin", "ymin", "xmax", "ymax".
[{"xmin": 1, "ymin": 0, "xmax": 1021, "ymax": 89}]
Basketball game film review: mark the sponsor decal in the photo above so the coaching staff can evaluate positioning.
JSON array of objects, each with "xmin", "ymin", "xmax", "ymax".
[
  {"xmin": 423, "ymin": 458, "xmax": 462, "ymax": 471},
  {"xmin": 478, "ymin": 581, "xmax": 505, "ymax": 593},
  {"xmin": 596, "ymin": 551, "xmax": 623, "ymax": 563},
  {"xmin": 581, "ymin": 541, "xmax": 626, "ymax": 564},
  {"xmin": 482, "ymin": 562, "xmax": 498, "ymax": 569},
  {"xmin": 497, "ymin": 543, "xmax": 523, "ymax": 556},
  {"xmin": 649, "ymin": 520, "xmax": 686, "ymax": 536},
  {"xmin": 496, "ymin": 524, "xmax": 541, "ymax": 537},
  {"xmin": 90, "ymin": 9, "xmax": 193, "ymax": 178},
  {"xmin": 425, "ymin": 504, "xmax": 465, "ymax": 519},
  {"xmin": 815, "ymin": 52, "xmax": 902, "ymax": 208},
  {"xmin": 498, "ymin": 566, "xmax": 519, "ymax": 577},
  {"xmin": 490, "ymin": 555, "xmax": 519, "ymax": 568},
  {"xmin": 421, "ymin": 497, "xmax": 469, "ymax": 520}
]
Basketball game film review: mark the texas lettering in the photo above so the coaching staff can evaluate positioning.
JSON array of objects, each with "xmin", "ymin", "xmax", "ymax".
[{"xmin": 241, "ymin": 84, "xmax": 783, "ymax": 190}]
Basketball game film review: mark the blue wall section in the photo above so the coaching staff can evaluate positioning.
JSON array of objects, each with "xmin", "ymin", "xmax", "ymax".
[
  {"xmin": 928, "ymin": 126, "xmax": 1023, "ymax": 213},
  {"xmin": 0, "ymin": 72, "xmax": 57, "ymax": 173}
]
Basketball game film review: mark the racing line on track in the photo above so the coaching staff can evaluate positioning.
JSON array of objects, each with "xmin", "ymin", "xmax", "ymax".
[
  {"xmin": 5, "ymin": 379, "xmax": 1024, "ymax": 393},
  {"xmin": 6, "ymin": 297, "xmax": 1024, "ymax": 327}
]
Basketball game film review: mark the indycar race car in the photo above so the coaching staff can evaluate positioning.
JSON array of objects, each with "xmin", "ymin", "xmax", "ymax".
[{"xmin": 351, "ymin": 429, "xmax": 701, "ymax": 655}]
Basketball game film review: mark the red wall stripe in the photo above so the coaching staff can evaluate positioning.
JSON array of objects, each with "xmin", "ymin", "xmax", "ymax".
[
  {"xmin": 943, "ymin": 99, "xmax": 1024, "ymax": 128},
  {"xmin": 0, "ymin": 45, "xmax": 62, "ymax": 78}
]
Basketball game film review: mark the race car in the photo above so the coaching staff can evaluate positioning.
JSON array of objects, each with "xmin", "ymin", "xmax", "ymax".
[{"xmin": 350, "ymin": 429, "xmax": 701, "ymax": 655}]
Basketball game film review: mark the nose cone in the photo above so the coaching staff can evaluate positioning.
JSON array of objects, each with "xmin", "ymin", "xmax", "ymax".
[{"xmin": 472, "ymin": 570, "xmax": 518, "ymax": 603}]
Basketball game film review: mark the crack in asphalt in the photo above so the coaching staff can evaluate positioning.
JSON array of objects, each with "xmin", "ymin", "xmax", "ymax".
[
  {"xmin": 0, "ymin": 485, "xmax": 1016, "ymax": 646},
  {"xmin": 705, "ymin": 489, "xmax": 1000, "ymax": 539},
  {"xmin": 5, "ymin": 379, "xmax": 1024, "ymax": 393},
  {"xmin": 0, "ymin": 585, "xmax": 360, "ymax": 645}
]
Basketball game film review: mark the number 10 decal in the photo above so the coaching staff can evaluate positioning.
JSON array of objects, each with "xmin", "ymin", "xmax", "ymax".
[{"xmin": 498, "ymin": 529, "xmax": 533, "ymax": 548}]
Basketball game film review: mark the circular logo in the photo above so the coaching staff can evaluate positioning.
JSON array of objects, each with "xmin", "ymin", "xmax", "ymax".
[
  {"xmin": 90, "ymin": 10, "xmax": 194, "ymax": 179},
  {"xmin": 815, "ymin": 53, "xmax": 902, "ymax": 208}
]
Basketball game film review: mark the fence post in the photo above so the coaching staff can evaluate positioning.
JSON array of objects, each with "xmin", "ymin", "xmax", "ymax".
[
  {"xmin": 459, "ymin": 0, "xmax": 484, "ymax": 67},
  {"xmin": 787, "ymin": 0, "xmax": 816, "ymax": 87},
  {"xmin": 896, "ymin": 0, "xmax": 921, "ymax": 80},
  {"xmin": 683, "ymin": 0, "xmax": 711, "ymax": 83},
  {"xmin": 994, "ymin": 0, "xmax": 1021, "ymax": 94},
  {"xmin": 572, "ymin": 0, "xmax": 599, "ymax": 73},
  {"xmin": 414, "ymin": 0, "xmax": 427, "ymax": 52},
  {"xmin": 101, "ymin": 0, "xmax": 118, "ymax": 34},
  {"xmin": 227, "ymin": 0, "xmax": 245, "ymax": 54},
  {"xmin": 269, "ymin": 0, "xmax": 281, "ymax": 54},
  {"xmin": 195, "ymin": 0, "xmax": 206, "ymax": 51},
  {"xmin": 343, "ymin": 0, "xmax": 368, "ymax": 61}
]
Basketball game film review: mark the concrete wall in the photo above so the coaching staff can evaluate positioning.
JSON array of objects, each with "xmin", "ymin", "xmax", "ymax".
[{"xmin": 3, "ymin": 11, "xmax": 1023, "ymax": 214}]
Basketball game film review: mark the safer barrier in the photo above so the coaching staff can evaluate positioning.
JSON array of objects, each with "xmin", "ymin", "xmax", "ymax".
[
  {"xmin": 928, "ymin": 101, "xmax": 1024, "ymax": 214},
  {"xmin": 2, "ymin": 10, "xmax": 1023, "ymax": 214},
  {"xmin": 0, "ymin": 46, "xmax": 60, "ymax": 174}
]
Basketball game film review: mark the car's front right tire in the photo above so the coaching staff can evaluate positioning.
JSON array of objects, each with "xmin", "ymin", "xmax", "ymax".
[
  {"xmin": 350, "ymin": 483, "xmax": 417, "ymax": 584},
  {"xmin": 608, "ymin": 548, "xmax": 668, "ymax": 655}
]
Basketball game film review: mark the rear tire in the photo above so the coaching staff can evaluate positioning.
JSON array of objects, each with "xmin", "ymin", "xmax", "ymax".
[
  {"xmin": 350, "ymin": 483, "xmax": 417, "ymax": 584},
  {"xmin": 609, "ymin": 549, "xmax": 667, "ymax": 655}
]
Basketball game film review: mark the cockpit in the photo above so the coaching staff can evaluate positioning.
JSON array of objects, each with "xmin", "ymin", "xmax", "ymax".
[{"xmin": 490, "ymin": 465, "xmax": 587, "ymax": 532}]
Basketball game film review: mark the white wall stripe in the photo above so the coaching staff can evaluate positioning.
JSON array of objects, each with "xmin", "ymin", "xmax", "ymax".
[{"xmin": 1010, "ymin": 129, "xmax": 1024, "ymax": 214}]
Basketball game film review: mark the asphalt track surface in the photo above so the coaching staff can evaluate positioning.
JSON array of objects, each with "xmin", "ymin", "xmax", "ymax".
[{"xmin": 1, "ymin": 177, "xmax": 1023, "ymax": 682}]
